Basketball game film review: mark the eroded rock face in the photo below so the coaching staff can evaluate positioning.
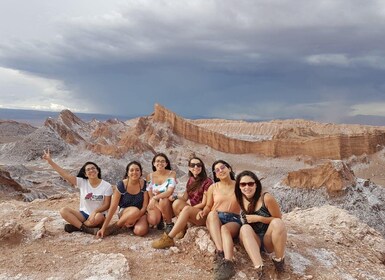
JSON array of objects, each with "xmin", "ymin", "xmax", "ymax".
[
  {"xmin": 153, "ymin": 103, "xmax": 385, "ymax": 159},
  {"xmin": 283, "ymin": 160, "xmax": 356, "ymax": 191}
]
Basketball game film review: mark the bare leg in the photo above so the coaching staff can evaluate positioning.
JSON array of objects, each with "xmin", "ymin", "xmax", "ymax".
[
  {"xmin": 158, "ymin": 198, "xmax": 174, "ymax": 223},
  {"xmin": 221, "ymin": 222, "xmax": 240, "ymax": 260},
  {"xmin": 206, "ymin": 211, "xmax": 223, "ymax": 251},
  {"xmin": 147, "ymin": 208, "xmax": 162, "ymax": 227},
  {"xmin": 172, "ymin": 199, "xmax": 188, "ymax": 216},
  {"xmin": 133, "ymin": 214, "xmax": 149, "ymax": 236},
  {"xmin": 168, "ymin": 206, "xmax": 204, "ymax": 238},
  {"xmin": 84, "ymin": 213, "xmax": 105, "ymax": 227},
  {"xmin": 239, "ymin": 225, "xmax": 263, "ymax": 267},
  {"xmin": 263, "ymin": 218, "xmax": 287, "ymax": 259},
  {"xmin": 60, "ymin": 207, "xmax": 85, "ymax": 228},
  {"xmin": 118, "ymin": 207, "xmax": 142, "ymax": 227}
]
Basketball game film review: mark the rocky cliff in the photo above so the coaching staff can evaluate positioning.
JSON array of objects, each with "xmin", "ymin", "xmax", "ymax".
[
  {"xmin": 153, "ymin": 103, "xmax": 385, "ymax": 159},
  {"xmin": 283, "ymin": 160, "xmax": 356, "ymax": 191}
]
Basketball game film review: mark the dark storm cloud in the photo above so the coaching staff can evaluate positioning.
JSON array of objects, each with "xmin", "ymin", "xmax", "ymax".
[{"xmin": 0, "ymin": 0, "xmax": 385, "ymax": 123}]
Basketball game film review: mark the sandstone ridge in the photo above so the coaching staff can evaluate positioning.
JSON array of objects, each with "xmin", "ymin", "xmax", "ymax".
[{"xmin": 153, "ymin": 104, "xmax": 385, "ymax": 159}]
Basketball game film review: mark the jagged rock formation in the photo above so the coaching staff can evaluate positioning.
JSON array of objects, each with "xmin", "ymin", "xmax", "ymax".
[
  {"xmin": 153, "ymin": 103, "xmax": 385, "ymax": 159},
  {"xmin": 283, "ymin": 160, "xmax": 356, "ymax": 191},
  {"xmin": 0, "ymin": 169, "xmax": 29, "ymax": 200}
]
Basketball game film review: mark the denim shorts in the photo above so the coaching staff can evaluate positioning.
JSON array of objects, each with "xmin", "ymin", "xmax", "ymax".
[
  {"xmin": 217, "ymin": 211, "xmax": 241, "ymax": 226},
  {"xmin": 80, "ymin": 211, "xmax": 89, "ymax": 220}
]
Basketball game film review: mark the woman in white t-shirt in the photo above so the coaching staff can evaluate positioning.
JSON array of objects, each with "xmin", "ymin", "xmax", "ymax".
[{"xmin": 42, "ymin": 149, "xmax": 112, "ymax": 234}]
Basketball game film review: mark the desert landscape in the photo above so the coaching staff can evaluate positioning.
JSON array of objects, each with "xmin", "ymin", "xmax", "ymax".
[{"xmin": 0, "ymin": 103, "xmax": 384, "ymax": 280}]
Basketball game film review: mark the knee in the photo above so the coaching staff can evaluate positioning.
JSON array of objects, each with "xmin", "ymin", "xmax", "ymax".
[
  {"xmin": 270, "ymin": 218, "xmax": 287, "ymax": 235},
  {"xmin": 133, "ymin": 226, "xmax": 148, "ymax": 237},
  {"xmin": 147, "ymin": 215, "xmax": 158, "ymax": 226},
  {"xmin": 59, "ymin": 207, "xmax": 69, "ymax": 217},
  {"xmin": 206, "ymin": 211, "xmax": 217, "ymax": 223},
  {"xmin": 116, "ymin": 219, "xmax": 125, "ymax": 227},
  {"xmin": 239, "ymin": 224, "xmax": 253, "ymax": 239}
]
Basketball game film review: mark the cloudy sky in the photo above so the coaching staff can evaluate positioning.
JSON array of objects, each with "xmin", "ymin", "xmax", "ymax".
[{"xmin": 1, "ymin": 0, "xmax": 385, "ymax": 123}]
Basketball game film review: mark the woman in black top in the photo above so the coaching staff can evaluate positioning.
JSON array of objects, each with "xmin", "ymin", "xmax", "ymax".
[
  {"xmin": 235, "ymin": 170, "xmax": 287, "ymax": 277},
  {"xmin": 97, "ymin": 161, "xmax": 149, "ymax": 238}
]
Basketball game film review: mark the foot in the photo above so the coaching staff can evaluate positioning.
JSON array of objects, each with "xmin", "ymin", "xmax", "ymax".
[
  {"xmin": 80, "ymin": 224, "xmax": 99, "ymax": 235},
  {"xmin": 214, "ymin": 259, "xmax": 235, "ymax": 280},
  {"xmin": 151, "ymin": 232, "xmax": 175, "ymax": 249},
  {"xmin": 64, "ymin": 224, "xmax": 81, "ymax": 233}
]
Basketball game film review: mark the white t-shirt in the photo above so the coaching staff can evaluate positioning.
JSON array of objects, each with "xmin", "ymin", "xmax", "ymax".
[{"xmin": 77, "ymin": 177, "xmax": 113, "ymax": 215}]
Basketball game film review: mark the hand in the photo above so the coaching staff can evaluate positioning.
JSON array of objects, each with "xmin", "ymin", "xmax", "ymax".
[
  {"xmin": 147, "ymin": 198, "xmax": 156, "ymax": 210},
  {"xmin": 42, "ymin": 149, "xmax": 52, "ymax": 162},
  {"xmin": 245, "ymin": 214, "xmax": 259, "ymax": 223},
  {"xmin": 96, "ymin": 228, "xmax": 105, "ymax": 239},
  {"xmin": 196, "ymin": 210, "xmax": 204, "ymax": 220}
]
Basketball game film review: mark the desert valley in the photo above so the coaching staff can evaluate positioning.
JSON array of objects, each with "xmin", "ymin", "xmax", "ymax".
[{"xmin": 0, "ymin": 103, "xmax": 384, "ymax": 280}]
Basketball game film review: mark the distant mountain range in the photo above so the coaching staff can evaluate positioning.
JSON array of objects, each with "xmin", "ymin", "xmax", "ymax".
[
  {"xmin": 1, "ymin": 107, "xmax": 385, "ymax": 127},
  {"xmin": 0, "ymin": 108, "xmax": 137, "ymax": 127}
]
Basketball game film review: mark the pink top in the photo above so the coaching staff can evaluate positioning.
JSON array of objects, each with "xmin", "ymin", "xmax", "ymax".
[{"xmin": 211, "ymin": 183, "xmax": 240, "ymax": 214}]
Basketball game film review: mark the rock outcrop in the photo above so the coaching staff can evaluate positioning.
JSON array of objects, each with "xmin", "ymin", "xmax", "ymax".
[
  {"xmin": 153, "ymin": 104, "xmax": 385, "ymax": 159},
  {"xmin": 0, "ymin": 198, "xmax": 384, "ymax": 280},
  {"xmin": 283, "ymin": 160, "xmax": 356, "ymax": 191}
]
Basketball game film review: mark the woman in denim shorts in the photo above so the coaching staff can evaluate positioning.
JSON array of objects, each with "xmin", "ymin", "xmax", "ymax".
[
  {"xmin": 197, "ymin": 160, "xmax": 241, "ymax": 280},
  {"xmin": 235, "ymin": 170, "xmax": 287, "ymax": 278}
]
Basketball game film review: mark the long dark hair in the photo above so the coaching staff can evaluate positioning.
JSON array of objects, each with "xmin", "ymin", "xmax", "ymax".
[
  {"xmin": 151, "ymin": 153, "xmax": 172, "ymax": 171},
  {"xmin": 186, "ymin": 157, "xmax": 208, "ymax": 194},
  {"xmin": 211, "ymin": 160, "xmax": 235, "ymax": 182},
  {"xmin": 235, "ymin": 170, "xmax": 262, "ymax": 213},
  {"xmin": 123, "ymin": 161, "xmax": 143, "ymax": 180},
  {"xmin": 77, "ymin": 162, "xmax": 102, "ymax": 179}
]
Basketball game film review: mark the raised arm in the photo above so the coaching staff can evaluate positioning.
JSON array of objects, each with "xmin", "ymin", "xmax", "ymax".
[{"xmin": 42, "ymin": 149, "xmax": 77, "ymax": 186}]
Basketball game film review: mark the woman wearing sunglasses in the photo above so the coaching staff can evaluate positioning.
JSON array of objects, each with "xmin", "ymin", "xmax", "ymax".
[
  {"xmin": 42, "ymin": 149, "xmax": 112, "ymax": 235},
  {"xmin": 196, "ymin": 160, "xmax": 241, "ymax": 280},
  {"xmin": 152, "ymin": 156, "xmax": 213, "ymax": 249},
  {"xmin": 235, "ymin": 170, "xmax": 287, "ymax": 278}
]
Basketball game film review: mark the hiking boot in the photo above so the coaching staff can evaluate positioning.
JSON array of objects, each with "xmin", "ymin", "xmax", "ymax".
[
  {"xmin": 272, "ymin": 257, "xmax": 285, "ymax": 273},
  {"xmin": 164, "ymin": 222, "xmax": 174, "ymax": 234},
  {"xmin": 80, "ymin": 224, "xmax": 99, "ymax": 235},
  {"xmin": 106, "ymin": 222, "xmax": 122, "ymax": 236},
  {"xmin": 255, "ymin": 265, "xmax": 264, "ymax": 280},
  {"xmin": 214, "ymin": 259, "xmax": 236, "ymax": 280},
  {"xmin": 213, "ymin": 250, "xmax": 225, "ymax": 271},
  {"xmin": 64, "ymin": 224, "xmax": 80, "ymax": 233},
  {"xmin": 151, "ymin": 232, "xmax": 175, "ymax": 249}
]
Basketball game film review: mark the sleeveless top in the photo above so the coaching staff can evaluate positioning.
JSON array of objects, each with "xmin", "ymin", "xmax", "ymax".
[
  {"xmin": 116, "ymin": 180, "xmax": 147, "ymax": 209},
  {"xmin": 146, "ymin": 171, "xmax": 177, "ymax": 195},
  {"xmin": 211, "ymin": 182, "xmax": 240, "ymax": 214},
  {"xmin": 249, "ymin": 192, "xmax": 271, "ymax": 235}
]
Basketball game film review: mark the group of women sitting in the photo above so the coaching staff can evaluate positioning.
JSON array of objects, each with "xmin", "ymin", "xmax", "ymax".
[{"xmin": 42, "ymin": 150, "xmax": 287, "ymax": 280}]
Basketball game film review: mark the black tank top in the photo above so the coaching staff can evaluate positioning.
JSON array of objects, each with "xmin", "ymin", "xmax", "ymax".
[{"xmin": 250, "ymin": 192, "xmax": 271, "ymax": 234}]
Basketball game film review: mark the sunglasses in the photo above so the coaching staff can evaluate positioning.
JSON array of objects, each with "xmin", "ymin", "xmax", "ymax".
[
  {"xmin": 239, "ymin": 182, "xmax": 256, "ymax": 187},
  {"xmin": 214, "ymin": 164, "xmax": 227, "ymax": 174},
  {"xmin": 189, "ymin": 163, "xmax": 202, "ymax": 168}
]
